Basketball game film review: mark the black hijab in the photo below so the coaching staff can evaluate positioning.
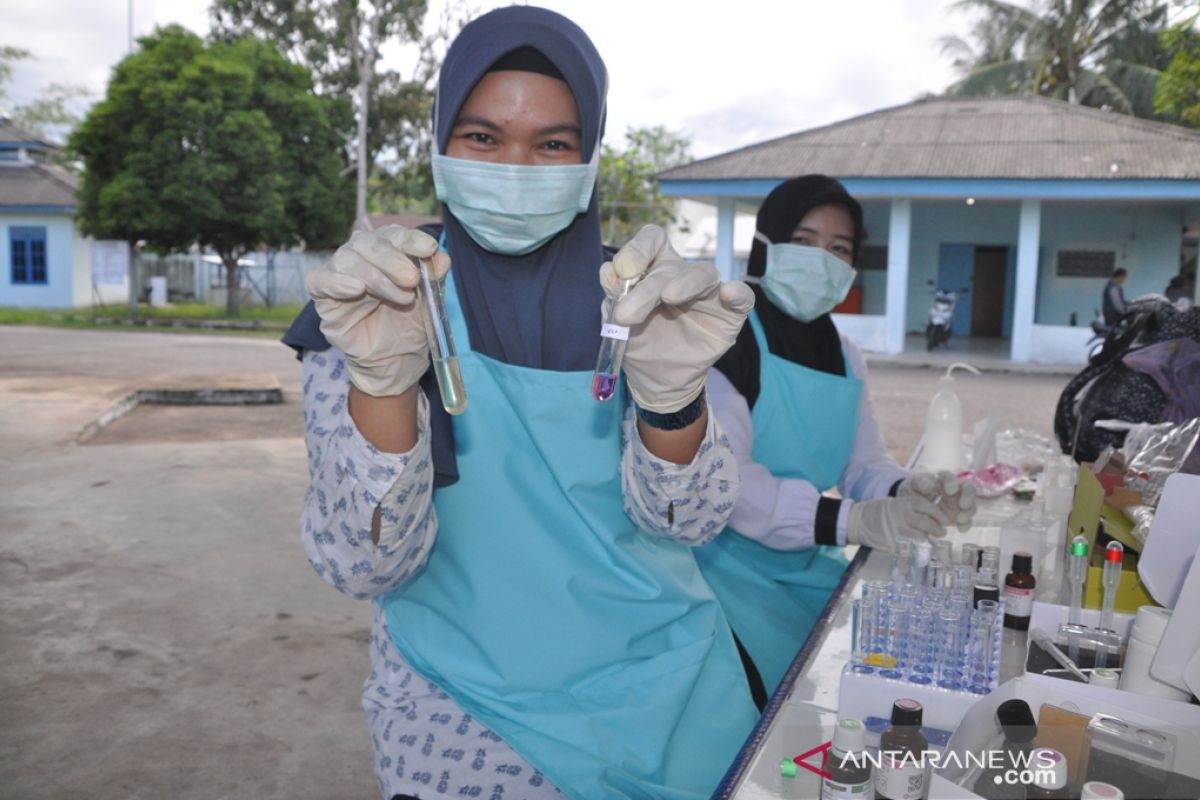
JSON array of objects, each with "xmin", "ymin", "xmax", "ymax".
[
  {"xmin": 283, "ymin": 6, "xmax": 609, "ymax": 485},
  {"xmin": 713, "ymin": 175, "xmax": 864, "ymax": 409}
]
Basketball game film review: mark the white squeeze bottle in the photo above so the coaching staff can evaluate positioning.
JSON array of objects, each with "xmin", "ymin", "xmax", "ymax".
[{"xmin": 921, "ymin": 362, "xmax": 980, "ymax": 473}]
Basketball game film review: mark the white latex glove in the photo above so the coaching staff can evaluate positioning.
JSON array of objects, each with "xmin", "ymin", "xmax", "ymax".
[
  {"xmin": 600, "ymin": 225, "xmax": 755, "ymax": 413},
  {"xmin": 846, "ymin": 496, "xmax": 948, "ymax": 552},
  {"xmin": 899, "ymin": 470, "xmax": 977, "ymax": 532},
  {"xmin": 304, "ymin": 226, "xmax": 450, "ymax": 397}
]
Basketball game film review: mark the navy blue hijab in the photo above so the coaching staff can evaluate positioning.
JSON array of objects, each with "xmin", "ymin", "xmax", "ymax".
[{"xmin": 283, "ymin": 6, "xmax": 610, "ymax": 485}]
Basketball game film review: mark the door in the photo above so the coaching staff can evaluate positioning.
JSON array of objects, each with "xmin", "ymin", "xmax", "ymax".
[
  {"xmin": 937, "ymin": 243, "xmax": 974, "ymax": 338},
  {"xmin": 971, "ymin": 246, "xmax": 1008, "ymax": 338}
]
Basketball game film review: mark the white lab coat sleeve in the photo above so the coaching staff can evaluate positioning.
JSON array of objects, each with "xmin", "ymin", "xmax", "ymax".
[
  {"xmin": 620, "ymin": 397, "xmax": 742, "ymax": 546},
  {"xmin": 300, "ymin": 348, "xmax": 438, "ymax": 600},
  {"xmin": 836, "ymin": 336, "xmax": 907, "ymax": 503},
  {"xmin": 705, "ymin": 367, "xmax": 839, "ymax": 549}
]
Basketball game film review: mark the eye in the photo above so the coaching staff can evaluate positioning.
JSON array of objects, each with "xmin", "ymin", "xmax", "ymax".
[
  {"xmin": 541, "ymin": 139, "xmax": 573, "ymax": 151},
  {"xmin": 464, "ymin": 131, "xmax": 495, "ymax": 145}
]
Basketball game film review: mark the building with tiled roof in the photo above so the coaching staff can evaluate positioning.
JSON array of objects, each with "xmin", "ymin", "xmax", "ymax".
[{"xmin": 659, "ymin": 96, "xmax": 1200, "ymax": 363}]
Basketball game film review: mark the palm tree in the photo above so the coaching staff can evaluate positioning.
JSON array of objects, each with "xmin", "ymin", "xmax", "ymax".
[{"xmin": 941, "ymin": 0, "xmax": 1171, "ymax": 118}]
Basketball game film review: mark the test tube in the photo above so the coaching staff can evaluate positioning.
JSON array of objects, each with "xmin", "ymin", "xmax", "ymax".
[
  {"xmin": 1096, "ymin": 541, "xmax": 1124, "ymax": 668},
  {"xmin": 418, "ymin": 257, "xmax": 467, "ymax": 415},
  {"xmin": 912, "ymin": 540, "xmax": 932, "ymax": 586},
  {"xmin": 925, "ymin": 558, "xmax": 946, "ymax": 590},
  {"xmin": 892, "ymin": 539, "xmax": 914, "ymax": 589},
  {"xmin": 937, "ymin": 608, "xmax": 965, "ymax": 689},
  {"xmin": 980, "ymin": 548, "xmax": 1001, "ymax": 576},
  {"xmin": 933, "ymin": 539, "xmax": 952, "ymax": 569},
  {"xmin": 908, "ymin": 606, "xmax": 936, "ymax": 679},
  {"xmin": 1066, "ymin": 535, "xmax": 1089, "ymax": 662},
  {"xmin": 592, "ymin": 262, "xmax": 644, "ymax": 401},
  {"xmin": 961, "ymin": 543, "xmax": 981, "ymax": 571}
]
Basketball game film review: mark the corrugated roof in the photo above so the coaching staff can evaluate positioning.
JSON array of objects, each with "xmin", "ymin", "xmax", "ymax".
[
  {"xmin": 0, "ymin": 118, "xmax": 56, "ymax": 148},
  {"xmin": 659, "ymin": 95, "xmax": 1200, "ymax": 182},
  {"xmin": 0, "ymin": 161, "xmax": 79, "ymax": 208}
]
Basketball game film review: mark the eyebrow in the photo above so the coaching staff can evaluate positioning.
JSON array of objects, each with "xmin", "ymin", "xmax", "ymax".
[
  {"xmin": 451, "ymin": 114, "xmax": 582, "ymax": 139},
  {"xmin": 793, "ymin": 226, "xmax": 853, "ymax": 243}
]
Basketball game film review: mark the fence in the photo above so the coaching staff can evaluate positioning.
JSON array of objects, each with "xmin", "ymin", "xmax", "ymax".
[{"xmin": 137, "ymin": 250, "xmax": 331, "ymax": 308}]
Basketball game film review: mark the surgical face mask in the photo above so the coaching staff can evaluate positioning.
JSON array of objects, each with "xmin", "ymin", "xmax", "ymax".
[
  {"xmin": 744, "ymin": 231, "xmax": 857, "ymax": 322},
  {"xmin": 431, "ymin": 150, "xmax": 599, "ymax": 255}
]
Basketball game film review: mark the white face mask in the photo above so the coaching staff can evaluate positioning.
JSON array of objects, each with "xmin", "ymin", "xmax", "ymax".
[
  {"xmin": 744, "ymin": 231, "xmax": 856, "ymax": 322},
  {"xmin": 431, "ymin": 148, "xmax": 600, "ymax": 255}
]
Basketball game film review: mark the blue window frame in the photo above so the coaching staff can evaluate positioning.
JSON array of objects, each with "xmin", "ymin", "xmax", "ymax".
[{"xmin": 10, "ymin": 226, "xmax": 48, "ymax": 285}]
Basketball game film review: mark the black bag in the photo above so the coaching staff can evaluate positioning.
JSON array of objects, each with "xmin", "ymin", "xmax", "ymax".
[{"xmin": 1054, "ymin": 297, "xmax": 1200, "ymax": 462}]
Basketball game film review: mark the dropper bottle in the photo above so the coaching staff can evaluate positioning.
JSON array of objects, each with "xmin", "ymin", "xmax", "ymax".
[{"xmin": 921, "ymin": 362, "xmax": 981, "ymax": 472}]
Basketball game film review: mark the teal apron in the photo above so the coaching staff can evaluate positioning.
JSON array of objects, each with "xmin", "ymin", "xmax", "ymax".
[
  {"xmin": 695, "ymin": 310, "xmax": 863, "ymax": 694},
  {"xmin": 380, "ymin": 271, "xmax": 757, "ymax": 799}
]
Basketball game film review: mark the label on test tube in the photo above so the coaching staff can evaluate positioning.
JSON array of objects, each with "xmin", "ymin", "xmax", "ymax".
[{"xmin": 600, "ymin": 323, "xmax": 629, "ymax": 341}]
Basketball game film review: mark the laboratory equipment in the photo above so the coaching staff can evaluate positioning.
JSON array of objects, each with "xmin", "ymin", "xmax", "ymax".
[
  {"xmin": 1030, "ymin": 627, "xmax": 1089, "ymax": 682},
  {"xmin": 592, "ymin": 259, "xmax": 644, "ymax": 401},
  {"xmin": 1067, "ymin": 535, "xmax": 1089, "ymax": 662},
  {"xmin": 1096, "ymin": 542, "xmax": 1123, "ymax": 668},
  {"xmin": 418, "ymin": 256, "xmax": 467, "ymax": 415},
  {"xmin": 920, "ymin": 362, "xmax": 980, "ymax": 472}
]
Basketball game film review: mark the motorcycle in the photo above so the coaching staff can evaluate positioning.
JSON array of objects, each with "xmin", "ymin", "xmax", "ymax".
[{"xmin": 925, "ymin": 288, "xmax": 960, "ymax": 351}]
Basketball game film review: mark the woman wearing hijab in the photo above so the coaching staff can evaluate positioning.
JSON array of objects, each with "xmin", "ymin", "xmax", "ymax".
[
  {"xmin": 697, "ymin": 175, "xmax": 977, "ymax": 696},
  {"xmin": 284, "ymin": 7, "xmax": 759, "ymax": 799}
]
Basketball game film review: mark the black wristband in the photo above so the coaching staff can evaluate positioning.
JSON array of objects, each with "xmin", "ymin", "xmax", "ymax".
[
  {"xmin": 815, "ymin": 497, "xmax": 842, "ymax": 546},
  {"xmin": 636, "ymin": 388, "xmax": 707, "ymax": 431},
  {"xmin": 888, "ymin": 478, "xmax": 904, "ymax": 498}
]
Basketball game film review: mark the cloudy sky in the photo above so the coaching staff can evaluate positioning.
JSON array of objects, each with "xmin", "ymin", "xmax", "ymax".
[{"xmin": 4, "ymin": 0, "xmax": 971, "ymax": 158}]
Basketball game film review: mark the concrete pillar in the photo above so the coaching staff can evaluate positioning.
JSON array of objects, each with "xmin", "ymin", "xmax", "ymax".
[
  {"xmin": 1010, "ymin": 199, "xmax": 1042, "ymax": 362},
  {"xmin": 885, "ymin": 198, "xmax": 912, "ymax": 354},
  {"xmin": 716, "ymin": 197, "xmax": 735, "ymax": 281}
]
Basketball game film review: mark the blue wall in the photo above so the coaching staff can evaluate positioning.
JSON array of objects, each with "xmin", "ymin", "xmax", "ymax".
[
  {"xmin": 1035, "ymin": 204, "xmax": 1183, "ymax": 325},
  {"xmin": 909, "ymin": 201, "xmax": 1022, "ymax": 332},
  {"xmin": 859, "ymin": 200, "xmax": 891, "ymax": 315},
  {"xmin": 0, "ymin": 214, "xmax": 77, "ymax": 308}
]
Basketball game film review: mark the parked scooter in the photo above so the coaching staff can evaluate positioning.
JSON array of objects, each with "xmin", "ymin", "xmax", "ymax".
[{"xmin": 925, "ymin": 287, "xmax": 961, "ymax": 351}]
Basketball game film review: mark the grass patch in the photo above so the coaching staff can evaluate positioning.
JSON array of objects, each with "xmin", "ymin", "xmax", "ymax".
[{"xmin": 0, "ymin": 303, "xmax": 303, "ymax": 336}]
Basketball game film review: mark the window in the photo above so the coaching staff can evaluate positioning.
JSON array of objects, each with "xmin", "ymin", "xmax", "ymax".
[
  {"xmin": 10, "ymin": 227, "xmax": 48, "ymax": 284},
  {"xmin": 1056, "ymin": 249, "xmax": 1115, "ymax": 278}
]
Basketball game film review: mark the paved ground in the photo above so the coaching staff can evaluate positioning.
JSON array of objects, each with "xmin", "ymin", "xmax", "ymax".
[{"xmin": 0, "ymin": 325, "xmax": 1072, "ymax": 800}]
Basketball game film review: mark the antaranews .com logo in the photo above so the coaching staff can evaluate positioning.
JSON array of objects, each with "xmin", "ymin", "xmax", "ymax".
[{"xmin": 783, "ymin": 740, "xmax": 1059, "ymax": 787}]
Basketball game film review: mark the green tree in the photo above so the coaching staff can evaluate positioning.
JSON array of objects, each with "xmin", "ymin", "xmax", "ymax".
[
  {"xmin": 942, "ymin": 0, "xmax": 1171, "ymax": 117},
  {"xmin": 211, "ymin": 0, "xmax": 458, "ymax": 226},
  {"xmin": 1, "ymin": 45, "xmax": 91, "ymax": 143},
  {"xmin": 599, "ymin": 126, "xmax": 692, "ymax": 248},
  {"xmin": 1154, "ymin": 19, "xmax": 1200, "ymax": 126},
  {"xmin": 70, "ymin": 25, "xmax": 353, "ymax": 314}
]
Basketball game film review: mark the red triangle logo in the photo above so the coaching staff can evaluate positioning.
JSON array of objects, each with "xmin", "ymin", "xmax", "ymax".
[{"xmin": 793, "ymin": 740, "xmax": 833, "ymax": 781}]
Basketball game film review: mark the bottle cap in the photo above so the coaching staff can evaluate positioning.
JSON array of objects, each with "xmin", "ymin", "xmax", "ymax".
[
  {"xmin": 1071, "ymin": 537, "xmax": 1089, "ymax": 557},
  {"xmin": 1105, "ymin": 541, "xmax": 1124, "ymax": 564},
  {"xmin": 890, "ymin": 698, "xmax": 923, "ymax": 727},
  {"xmin": 832, "ymin": 718, "xmax": 866, "ymax": 754},
  {"xmin": 1089, "ymin": 668, "xmax": 1120, "ymax": 689},
  {"xmin": 1031, "ymin": 748, "xmax": 1068, "ymax": 790},
  {"xmin": 1011, "ymin": 552, "xmax": 1033, "ymax": 574},
  {"xmin": 1081, "ymin": 781, "xmax": 1125, "ymax": 799}
]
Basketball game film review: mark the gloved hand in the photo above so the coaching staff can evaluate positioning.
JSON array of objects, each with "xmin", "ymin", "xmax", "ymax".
[
  {"xmin": 304, "ymin": 226, "xmax": 449, "ymax": 397},
  {"xmin": 846, "ymin": 496, "xmax": 948, "ymax": 552},
  {"xmin": 600, "ymin": 225, "xmax": 755, "ymax": 413},
  {"xmin": 899, "ymin": 470, "xmax": 977, "ymax": 532}
]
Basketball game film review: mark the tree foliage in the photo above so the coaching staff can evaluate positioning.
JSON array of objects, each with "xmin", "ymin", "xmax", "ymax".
[
  {"xmin": 1154, "ymin": 19, "xmax": 1200, "ymax": 126},
  {"xmin": 69, "ymin": 26, "xmax": 353, "ymax": 314},
  {"xmin": 210, "ymin": 0, "xmax": 456, "ymax": 223},
  {"xmin": 942, "ymin": 0, "xmax": 1172, "ymax": 118},
  {"xmin": 0, "ymin": 45, "xmax": 91, "ymax": 143},
  {"xmin": 599, "ymin": 126, "xmax": 692, "ymax": 248}
]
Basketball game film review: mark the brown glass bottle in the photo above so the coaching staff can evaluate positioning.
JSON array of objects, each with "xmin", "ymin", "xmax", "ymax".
[
  {"xmin": 875, "ymin": 699, "xmax": 928, "ymax": 800},
  {"xmin": 1003, "ymin": 552, "xmax": 1036, "ymax": 631}
]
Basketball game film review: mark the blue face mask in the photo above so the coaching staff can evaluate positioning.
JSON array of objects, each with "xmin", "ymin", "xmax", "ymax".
[
  {"xmin": 432, "ymin": 150, "xmax": 599, "ymax": 255},
  {"xmin": 745, "ymin": 232, "xmax": 857, "ymax": 322}
]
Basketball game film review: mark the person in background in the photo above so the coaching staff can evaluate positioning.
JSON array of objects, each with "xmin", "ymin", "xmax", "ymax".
[
  {"xmin": 696, "ymin": 175, "xmax": 977, "ymax": 696},
  {"xmin": 283, "ymin": 7, "xmax": 759, "ymax": 799},
  {"xmin": 1165, "ymin": 274, "xmax": 1193, "ymax": 308},
  {"xmin": 1103, "ymin": 267, "xmax": 1128, "ymax": 325}
]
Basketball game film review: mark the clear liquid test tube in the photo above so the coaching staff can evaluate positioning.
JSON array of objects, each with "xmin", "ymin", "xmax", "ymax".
[
  {"xmin": 961, "ymin": 543, "xmax": 981, "ymax": 571},
  {"xmin": 418, "ymin": 257, "xmax": 467, "ymax": 415},
  {"xmin": 592, "ymin": 268, "xmax": 643, "ymax": 401}
]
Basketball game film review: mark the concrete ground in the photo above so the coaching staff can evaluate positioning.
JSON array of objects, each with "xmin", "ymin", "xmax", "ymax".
[{"xmin": 0, "ymin": 326, "xmax": 1072, "ymax": 800}]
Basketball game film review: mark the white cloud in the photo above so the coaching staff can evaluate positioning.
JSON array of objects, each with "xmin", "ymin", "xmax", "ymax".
[{"xmin": 4, "ymin": 0, "xmax": 965, "ymax": 157}]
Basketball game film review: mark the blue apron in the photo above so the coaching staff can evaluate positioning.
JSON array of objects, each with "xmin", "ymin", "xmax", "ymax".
[
  {"xmin": 380, "ymin": 271, "xmax": 757, "ymax": 799},
  {"xmin": 694, "ymin": 311, "xmax": 863, "ymax": 694}
]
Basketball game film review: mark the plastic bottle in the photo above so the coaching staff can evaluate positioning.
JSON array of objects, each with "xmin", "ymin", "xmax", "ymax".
[
  {"xmin": 1118, "ymin": 605, "xmax": 1192, "ymax": 701},
  {"xmin": 875, "ymin": 699, "xmax": 928, "ymax": 800},
  {"xmin": 1080, "ymin": 782, "xmax": 1124, "ymax": 799},
  {"xmin": 1027, "ymin": 747, "xmax": 1070, "ymax": 798},
  {"xmin": 821, "ymin": 718, "xmax": 874, "ymax": 799},
  {"xmin": 1003, "ymin": 552, "xmax": 1036, "ymax": 631},
  {"xmin": 920, "ymin": 362, "xmax": 981, "ymax": 473}
]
